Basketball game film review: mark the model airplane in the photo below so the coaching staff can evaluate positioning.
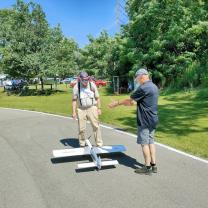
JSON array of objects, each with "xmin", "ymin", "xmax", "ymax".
[{"xmin": 52, "ymin": 137, "xmax": 126, "ymax": 170}]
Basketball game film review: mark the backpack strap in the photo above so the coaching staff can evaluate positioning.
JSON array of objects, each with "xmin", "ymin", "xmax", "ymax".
[
  {"xmin": 89, "ymin": 82, "xmax": 95, "ymax": 93},
  {"xmin": 89, "ymin": 82, "xmax": 96, "ymax": 105},
  {"xmin": 78, "ymin": 81, "xmax": 83, "ymax": 106}
]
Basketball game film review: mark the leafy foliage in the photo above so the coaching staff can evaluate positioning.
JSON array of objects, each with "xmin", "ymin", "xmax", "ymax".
[
  {"xmin": 80, "ymin": 31, "xmax": 116, "ymax": 77},
  {"xmin": 0, "ymin": 0, "xmax": 207, "ymax": 90},
  {"xmin": 0, "ymin": 0, "xmax": 79, "ymax": 84},
  {"xmin": 122, "ymin": 0, "xmax": 208, "ymax": 88}
]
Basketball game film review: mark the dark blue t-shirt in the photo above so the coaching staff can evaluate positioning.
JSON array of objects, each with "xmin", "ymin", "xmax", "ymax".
[{"xmin": 130, "ymin": 80, "xmax": 159, "ymax": 129}]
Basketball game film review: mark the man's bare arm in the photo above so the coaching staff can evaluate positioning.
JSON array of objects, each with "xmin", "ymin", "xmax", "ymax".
[
  {"xmin": 72, "ymin": 100, "xmax": 77, "ymax": 119},
  {"xmin": 96, "ymin": 97, "xmax": 101, "ymax": 109},
  {"xmin": 108, "ymin": 98, "xmax": 135, "ymax": 108},
  {"xmin": 96, "ymin": 97, "xmax": 102, "ymax": 115}
]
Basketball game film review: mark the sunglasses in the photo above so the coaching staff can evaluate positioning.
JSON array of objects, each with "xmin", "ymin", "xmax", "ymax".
[{"xmin": 81, "ymin": 78, "xmax": 89, "ymax": 82}]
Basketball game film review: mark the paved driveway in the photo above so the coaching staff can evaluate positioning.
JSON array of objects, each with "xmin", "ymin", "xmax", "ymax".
[{"xmin": 0, "ymin": 108, "xmax": 207, "ymax": 208}]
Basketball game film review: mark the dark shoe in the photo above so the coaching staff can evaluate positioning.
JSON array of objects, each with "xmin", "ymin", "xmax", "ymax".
[
  {"xmin": 150, "ymin": 163, "xmax": 157, "ymax": 173},
  {"xmin": 134, "ymin": 166, "xmax": 152, "ymax": 175},
  {"xmin": 151, "ymin": 166, "xmax": 157, "ymax": 173}
]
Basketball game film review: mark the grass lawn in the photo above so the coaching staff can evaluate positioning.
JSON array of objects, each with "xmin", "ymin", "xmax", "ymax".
[{"xmin": 0, "ymin": 85, "xmax": 208, "ymax": 159}]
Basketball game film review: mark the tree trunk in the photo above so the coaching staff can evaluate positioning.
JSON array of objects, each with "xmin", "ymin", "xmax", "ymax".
[
  {"xmin": 54, "ymin": 77, "xmax": 57, "ymax": 90},
  {"xmin": 40, "ymin": 77, "xmax": 44, "ymax": 91}
]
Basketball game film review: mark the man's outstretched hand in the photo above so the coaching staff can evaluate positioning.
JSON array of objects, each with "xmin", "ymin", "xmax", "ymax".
[
  {"xmin": 122, "ymin": 98, "xmax": 134, "ymax": 106},
  {"xmin": 72, "ymin": 112, "xmax": 77, "ymax": 119},
  {"xmin": 108, "ymin": 99, "xmax": 134, "ymax": 108},
  {"xmin": 108, "ymin": 100, "xmax": 119, "ymax": 108}
]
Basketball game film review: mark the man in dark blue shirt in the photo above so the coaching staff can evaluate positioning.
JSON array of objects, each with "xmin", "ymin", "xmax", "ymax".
[{"xmin": 109, "ymin": 68, "xmax": 159, "ymax": 175}]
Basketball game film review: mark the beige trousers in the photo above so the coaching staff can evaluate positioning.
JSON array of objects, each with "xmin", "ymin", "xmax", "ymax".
[{"xmin": 77, "ymin": 106, "xmax": 103, "ymax": 146}]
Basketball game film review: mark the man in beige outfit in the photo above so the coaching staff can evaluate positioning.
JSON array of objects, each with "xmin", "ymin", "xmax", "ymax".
[{"xmin": 72, "ymin": 71, "xmax": 103, "ymax": 147}]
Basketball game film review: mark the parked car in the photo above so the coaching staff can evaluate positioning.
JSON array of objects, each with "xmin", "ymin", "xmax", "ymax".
[
  {"xmin": 94, "ymin": 79, "xmax": 107, "ymax": 87},
  {"xmin": 3, "ymin": 79, "xmax": 27, "ymax": 92},
  {"xmin": 30, "ymin": 77, "xmax": 39, "ymax": 84},
  {"xmin": 0, "ymin": 74, "xmax": 7, "ymax": 87},
  {"xmin": 61, "ymin": 77, "xmax": 74, "ymax": 84}
]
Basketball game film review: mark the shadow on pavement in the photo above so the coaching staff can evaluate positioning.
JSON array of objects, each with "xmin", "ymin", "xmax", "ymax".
[
  {"xmin": 75, "ymin": 165, "xmax": 117, "ymax": 173},
  {"xmin": 60, "ymin": 138, "xmax": 79, "ymax": 148},
  {"xmin": 103, "ymin": 153, "xmax": 143, "ymax": 169}
]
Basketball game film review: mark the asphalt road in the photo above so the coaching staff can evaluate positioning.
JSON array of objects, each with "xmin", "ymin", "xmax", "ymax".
[{"xmin": 0, "ymin": 108, "xmax": 207, "ymax": 208}]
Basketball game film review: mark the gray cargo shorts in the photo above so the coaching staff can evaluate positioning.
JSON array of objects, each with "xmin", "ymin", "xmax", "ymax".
[{"xmin": 137, "ymin": 126, "xmax": 155, "ymax": 145}]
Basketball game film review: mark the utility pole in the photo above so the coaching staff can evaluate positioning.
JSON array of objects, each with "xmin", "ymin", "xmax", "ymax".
[
  {"xmin": 115, "ymin": 0, "xmax": 128, "ymax": 32},
  {"xmin": 114, "ymin": 0, "xmax": 128, "ymax": 94},
  {"xmin": 116, "ymin": 0, "xmax": 120, "ymax": 32}
]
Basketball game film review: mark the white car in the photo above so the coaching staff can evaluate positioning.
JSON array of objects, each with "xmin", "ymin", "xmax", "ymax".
[{"xmin": 61, "ymin": 77, "xmax": 75, "ymax": 84}]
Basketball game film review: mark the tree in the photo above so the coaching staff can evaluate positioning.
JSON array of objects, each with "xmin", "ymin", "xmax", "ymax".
[
  {"xmin": 81, "ymin": 31, "xmax": 116, "ymax": 78},
  {"xmin": 0, "ymin": 0, "xmax": 80, "ymax": 90},
  {"xmin": 122, "ymin": 0, "xmax": 208, "ymax": 88},
  {"xmin": 0, "ymin": 0, "xmax": 49, "ymax": 85},
  {"xmin": 48, "ymin": 25, "xmax": 80, "ymax": 79}
]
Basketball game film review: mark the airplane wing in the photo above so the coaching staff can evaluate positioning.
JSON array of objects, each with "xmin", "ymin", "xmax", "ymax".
[
  {"xmin": 77, "ymin": 160, "xmax": 119, "ymax": 169},
  {"xmin": 52, "ymin": 145, "xmax": 126, "ymax": 158},
  {"xmin": 94, "ymin": 145, "xmax": 126, "ymax": 154},
  {"xmin": 53, "ymin": 147, "xmax": 91, "ymax": 158}
]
